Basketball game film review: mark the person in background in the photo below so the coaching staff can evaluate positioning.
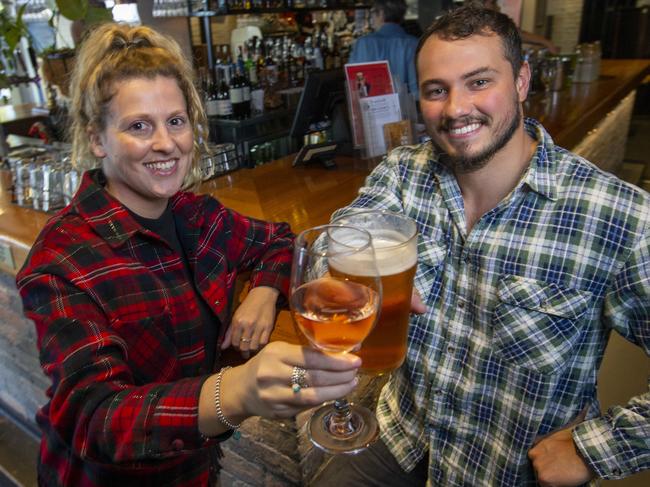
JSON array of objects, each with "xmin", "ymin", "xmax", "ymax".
[
  {"xmin": 314, "ymin": 5, "xmax": 649, "ymax": 486},
  {"xmin": 17, "ymin": 23, "xmax": 361, "ymax": 486},
  {"xmin": 349, "ymin": 0, "xmax": 419, "ymax": 97}
]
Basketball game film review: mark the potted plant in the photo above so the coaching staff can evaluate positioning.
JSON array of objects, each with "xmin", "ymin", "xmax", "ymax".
[{"xmin": 40, "ymin": 0, "xmax": 112, "ymax": 97}]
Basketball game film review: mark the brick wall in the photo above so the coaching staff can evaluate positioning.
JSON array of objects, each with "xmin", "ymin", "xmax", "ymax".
[
  {"xmin": 572, "ymin": 91, "xmax": 636, "ymax": 173},
  {"xmin": 0, "ymin": 272, "xmax": 47, "ymax": 433},
  {"xmin": 547, "ymin": 0, "xmax": 584, "ymax": 53}
]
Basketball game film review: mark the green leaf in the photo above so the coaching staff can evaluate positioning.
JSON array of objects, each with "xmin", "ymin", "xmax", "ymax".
[
  {"xmin": 55, "ymin": 0, "xmax": 88, "ymax": 22},
  {"xmin": 5, "ymin": 25, "xmax": 22, "ymax": 52},
  {"xmin": 0, "ymin": 74, "xmax": 10, "ymax": 90},
  {"xmin": 85, "ymin": 5, "xmax": 113, "ymax": 24}
]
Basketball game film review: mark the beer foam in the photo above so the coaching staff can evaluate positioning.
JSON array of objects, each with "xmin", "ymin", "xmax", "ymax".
[{"xmin": 329, "ymin": 229, "xmax": 417, "ymax": 277}]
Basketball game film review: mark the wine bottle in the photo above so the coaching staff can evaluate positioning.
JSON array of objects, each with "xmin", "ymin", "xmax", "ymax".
[
  {"xmin": 205, "ymin": 67, "xmax": 220, "ymax": 117},
  {"xmin": 241, "ymin": 69, "xmax": 252, "ymax": 119},
  {"xmin": 215, "ymin": 67, "xmax": 233, "ymax": 119},
  {"xmin": 229, "ymin": 66, "xmax": 244, "ymax": 119}
]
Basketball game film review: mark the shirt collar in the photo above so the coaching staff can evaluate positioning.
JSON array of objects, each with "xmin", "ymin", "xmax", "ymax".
[
  {"xmin": 70, "ymin": 169, "xmax": 202, "ymax": 248},
  {"xmin": 377, "ymin": 23, "xmax": 407, "ymax": 36},
  {"xmin": 522, "ymin": 118, "xmax": 559, "ymax": 201},
  {"xmin": 70, "ymin": 169, "xmax": 140, "ymax": 247}
]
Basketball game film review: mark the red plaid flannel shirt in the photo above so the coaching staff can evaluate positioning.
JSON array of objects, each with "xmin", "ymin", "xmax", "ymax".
[{"xmin": 17, "ymin": 169, "xmax": 293, "ymax": 486}]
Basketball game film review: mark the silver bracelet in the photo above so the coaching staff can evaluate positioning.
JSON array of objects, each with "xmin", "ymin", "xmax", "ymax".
[{"xmin": 214, "ymin": 366, "xmax": 241, "ymax": 431}]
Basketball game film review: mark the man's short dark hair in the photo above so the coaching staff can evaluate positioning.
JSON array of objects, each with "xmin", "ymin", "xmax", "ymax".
[
  {"xmin": 373, "ymin": 0, "xmax": 407, "ymax": 24},
  {"xmin": 416, "ymin": 6, "xmax": 523, "ymax": 78}
]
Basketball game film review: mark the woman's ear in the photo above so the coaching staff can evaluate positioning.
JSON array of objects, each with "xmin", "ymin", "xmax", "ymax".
[{"xmin": 88, "ymin": 126, "xmax": 107, "ymax": 159}]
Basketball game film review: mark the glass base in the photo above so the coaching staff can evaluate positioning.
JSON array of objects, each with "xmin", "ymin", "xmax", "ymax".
[{"xmin": 307, "ymin": 401, "xmax": 379, "ymax": 455}]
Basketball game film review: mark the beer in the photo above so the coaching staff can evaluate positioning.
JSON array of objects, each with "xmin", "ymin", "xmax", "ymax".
[
  {"xmin": 332, "ymin": 213, "xmax": 418, "ymax": 374},
  {"xmin": 291, "ymin": 277, "xmax": 378, "ymax": 353}
]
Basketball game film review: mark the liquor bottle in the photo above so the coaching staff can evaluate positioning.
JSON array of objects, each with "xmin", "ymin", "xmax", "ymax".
[
  {"xmin": 313, "ymin": 46, "xmax": 324, "ymax": 71},
  {"xmin": 215, "ymin": 67, "xmax": 233, "ymax": 119},
  {"xmin": 332, "ymin": 38, "xmax": 342, "ymax": 69},
  {"xmin": 249, "ymin": 63, "xmax": 264, "ymax": 115},
  {"xmin": 286, "ymin": 42, "xmax": 297, "ymax": 87},
  {"xmin": 244, "ymin": 44, "xmax": 255, "ymax": 80},
  {"xmin": 237, "ymin": 45, "xmax": 246, "ymax": 75},
  {"xmin": 265, "ymin": 42, "xmax": 278, "ymax": 86}
]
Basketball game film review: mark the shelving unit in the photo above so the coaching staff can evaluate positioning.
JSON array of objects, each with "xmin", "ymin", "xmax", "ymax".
[{"xmin": 186, "ymin": 0, "xmax": 371, "ymax": 166}]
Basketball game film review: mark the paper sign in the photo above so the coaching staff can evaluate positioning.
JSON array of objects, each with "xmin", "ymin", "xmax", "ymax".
[
  {"xmin": 344, "ymin": 61, "xmax": 395, "ymax": 148},
  {"xmin": 359, "ymin": 93, "xmax": 402, "ymax": 158}
]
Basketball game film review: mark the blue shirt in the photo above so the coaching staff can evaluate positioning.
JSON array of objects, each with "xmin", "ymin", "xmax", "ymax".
[{"xmin": 349, "ymin": 23, "xmax": 419, "ymax": 97}]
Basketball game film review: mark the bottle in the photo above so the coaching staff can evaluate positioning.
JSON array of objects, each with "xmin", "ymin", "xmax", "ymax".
[
  {"xmin": 205, "ymin": 68, "xmax": 220, "ymax": 117},
  {"xmin": 229, "ymin": 66, "xmax": 244, "ymax": 119},
  {"xmin": 241, "ymin": 69, "xmax": 252, "ymax": 118},
  {"xmin": 237, "ymin": 45, "xmax": 246, "ymax": 75},
  {"xmin": 198, "ymin": 66, "xmax": 209, "ymax": 103},
  {"xmin": 313, "ymin": 46, "xmax": 324, "ymax": 71},
  {"xmin": 265, "ymin": 42, "xmax": 278, "ymax": 86},
  {"xmin": 332, "ymin": 38, "xmax": 341, "ymax": 69},
  {"xmin": 215, "ymin": 67, "xmax": 233, "ymax": 119}
]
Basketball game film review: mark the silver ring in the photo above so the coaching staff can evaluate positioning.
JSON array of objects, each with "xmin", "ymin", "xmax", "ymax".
[
  {"xmin": 291, "ymin": 366, "xmax": 308, "ymax": 393},
  {"xmin": 239, "ymin": 337, "xmax": 251, "ymax": 343}
]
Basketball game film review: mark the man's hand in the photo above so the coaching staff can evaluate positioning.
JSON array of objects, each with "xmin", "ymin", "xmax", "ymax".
[
  {"xmin": 528, "ymin": 414, "xmax": 596, "ymax": 487},
  {"xmin": 222, "ymin": 286, "xmax": 279, "ymax": 358},
  {"xmin": 411, "ymin": 289, "xmax": 427, "ymax": 314}
]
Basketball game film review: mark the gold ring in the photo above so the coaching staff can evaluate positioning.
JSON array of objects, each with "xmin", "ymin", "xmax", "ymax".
[{"xmin": 239, "ymin": 337, "xmax": 251, "ymax": 343}]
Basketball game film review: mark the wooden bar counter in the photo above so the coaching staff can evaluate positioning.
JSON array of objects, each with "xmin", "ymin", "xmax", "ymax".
[{"xmin": 2, "ymin": 59, "xmax": 648, "ymax": 277}]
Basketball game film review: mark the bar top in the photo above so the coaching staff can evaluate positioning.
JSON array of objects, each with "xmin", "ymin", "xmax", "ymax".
[{"xmin": 2, "ymin": 59, "xmax": 649, "ymax": 277}]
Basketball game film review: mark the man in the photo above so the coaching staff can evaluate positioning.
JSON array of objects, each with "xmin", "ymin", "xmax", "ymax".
[
  {"xmin": 349, "ymin": 0, "xmax": 419, "ymax": 96},
  {"xmin": 314, "ymin": 6, "xmax": 649, "ymax": 486}
]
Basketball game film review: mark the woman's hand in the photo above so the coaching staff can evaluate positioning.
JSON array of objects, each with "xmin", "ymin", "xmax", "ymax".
[
  {"xmin": 225, "ymin": 342, "xmax": 361, "ymax": 421},
  {"xmin": 222, "ymin": 286, "xmax": 280, "ymax": 358},
  {"xmin": 199, "ymin": 342, "xmax": 361, "ymax": 436}
]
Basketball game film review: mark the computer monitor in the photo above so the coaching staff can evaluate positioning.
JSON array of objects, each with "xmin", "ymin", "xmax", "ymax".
[{"xmin": 289, "ymin": 68, "xmax": 352, "ymax": 168}]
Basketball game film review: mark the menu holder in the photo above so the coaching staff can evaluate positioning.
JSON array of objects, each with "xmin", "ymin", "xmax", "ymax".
[
  {"xmin": 343, "ymin": 61, "xmax": 395, "ymax": 149},
  {"xmin": 292, "ymin": 142, "xmax": 338, "ymax": 169}
]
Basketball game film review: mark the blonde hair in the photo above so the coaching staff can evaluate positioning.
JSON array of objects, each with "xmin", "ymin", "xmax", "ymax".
[{"xmin": 69, "ymin": 23, "xmax": 207, "ymax": 189}]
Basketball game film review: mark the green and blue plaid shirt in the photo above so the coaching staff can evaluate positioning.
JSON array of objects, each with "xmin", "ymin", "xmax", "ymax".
[{"xmin": 333, "ymin": 119, "xmax": 650, "ymax": 485}]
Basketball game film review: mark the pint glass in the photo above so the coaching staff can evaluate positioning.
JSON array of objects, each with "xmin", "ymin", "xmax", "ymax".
[{"xmin": 332, "ymin": 210, "xmax": 418, "ymax": 374}]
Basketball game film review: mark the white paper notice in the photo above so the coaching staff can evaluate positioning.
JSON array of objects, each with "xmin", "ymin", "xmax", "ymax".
[{"xmin": 359, "ymin": 93, "xmax": 402, "ymax": 158}]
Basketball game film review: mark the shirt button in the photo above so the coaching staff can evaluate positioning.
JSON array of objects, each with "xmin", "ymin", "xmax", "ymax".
[
  {"xmin": 612, "ymin": 468, "xmax": 622, "ymax": 476},
  {"xmin": 214, "ymin": 300, "xmax": 220, "ymax": 306},
  {"xmin": 447, "ymin": 346, "xmax": 455, "ymax": 353},
  {"xmin": 458, "ymin": 301, "xmax": 465, "ymax": 309},
  {"xmin": 464, "ymin": 255, "xmax": 471, "ymax": 265},
  {"xmin": 171, "ymin": 439, "xmax": 184, "ymax": 451},
  {"xmin": 434, "ymin": 388, "xmax": 443, "ymax": 395}
]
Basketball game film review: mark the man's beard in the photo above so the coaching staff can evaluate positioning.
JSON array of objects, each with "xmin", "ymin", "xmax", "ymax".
[{"xmin": 433, "ymin": 96, "xmax": 521, "ymax": 174}]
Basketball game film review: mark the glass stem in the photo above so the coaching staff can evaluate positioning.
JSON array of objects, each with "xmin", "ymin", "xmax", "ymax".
[{"xmin": 328, "ymin": 397, "xmax": 358, "ymax": 437}]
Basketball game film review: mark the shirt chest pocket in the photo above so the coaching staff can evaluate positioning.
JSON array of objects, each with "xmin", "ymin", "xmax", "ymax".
[{"xmin": 490, "ymin": 275, "xmax": 593, "ymax": 375}]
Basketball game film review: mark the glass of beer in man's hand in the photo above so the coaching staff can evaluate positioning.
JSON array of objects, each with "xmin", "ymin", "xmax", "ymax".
[{"xmin": 333, "ymin": 210, "xmax": 418, "ymax": 375}]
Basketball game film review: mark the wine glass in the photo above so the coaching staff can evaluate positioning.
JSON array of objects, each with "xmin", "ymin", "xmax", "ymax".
[{"xmin": 290, "ymin": 224, "xmax": 382, "ymax": 454}]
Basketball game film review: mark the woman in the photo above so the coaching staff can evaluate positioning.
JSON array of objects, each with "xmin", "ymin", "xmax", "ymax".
[{"xmin": 16, "ymin": 23, "xmax": 360, "ymax": 486}]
